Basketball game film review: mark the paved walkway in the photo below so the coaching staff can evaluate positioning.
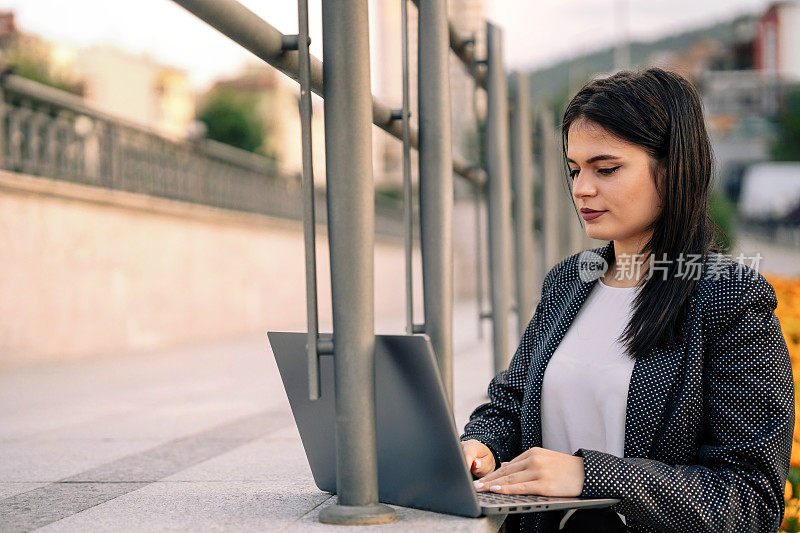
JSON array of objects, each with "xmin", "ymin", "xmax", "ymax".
[
  {"xmin": 731, "ymin": 228, "xmax": 800, "ymax": 278},
  {"xmin": 0, "ymin": 301, "xmax": 508, "ymax": 532}
]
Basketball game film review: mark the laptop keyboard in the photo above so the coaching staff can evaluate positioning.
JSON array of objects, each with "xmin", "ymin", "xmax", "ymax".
[{"xmin": 478, "ymin": 492, "xmax": 554, "ymax": 504}]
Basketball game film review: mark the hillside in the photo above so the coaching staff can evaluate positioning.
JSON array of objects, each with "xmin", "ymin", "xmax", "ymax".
[{"xmin": 525, "ymin": 14, "xmax": 757, "ymax": 108}]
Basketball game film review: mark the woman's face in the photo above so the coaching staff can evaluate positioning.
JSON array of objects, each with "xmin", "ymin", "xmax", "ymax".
[{"xmin": 566, "ymin": 118, "xmax": 662, "ymax": 248}]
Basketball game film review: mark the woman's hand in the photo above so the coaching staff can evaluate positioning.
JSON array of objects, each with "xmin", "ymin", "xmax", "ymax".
[
  {"xmin": 473, "ymin": 446, "xmax": 585, "ymax": 497},
  {"xmin": 461, "ymin": 439, "xmax": 496, "ymax": 478}
]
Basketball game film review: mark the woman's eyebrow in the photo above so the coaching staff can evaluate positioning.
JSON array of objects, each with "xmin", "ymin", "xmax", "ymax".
[{"xmin": 566, "ymin": 154, "xmax": 622, "ymax": 164}]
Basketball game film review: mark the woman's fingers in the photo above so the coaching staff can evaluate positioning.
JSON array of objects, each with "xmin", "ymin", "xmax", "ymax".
[
  {"xmin": 507, "ymin": 446, "xmax": 543, "ymax": 464},
  {"xmin": 461, "ymin": 440, "xmax": 494, "ymax": 477},
  {"xmin": 487, "ymin": 480, "xmax": 541, "ymax": 495},
  {"xmin": 461, "ymin": 445, "xmax": 477, "ymax": 470},
  {"xmin": 461, "ymin": 445, "xmax": 475, "ymax": 463},
  {"xmin": 475, "ymin": 467, "xmax": 538, "ymax": 492},
  {"xmin": 472, "ymin": 458, "xmax": 492, "ymax": 477},
  {"xmin": 474, "ymin": 459, "xmax": 533, "ymax": 490},
  {"xmin": 470, "ymin": 451, "xmax": 494, "ymax": 477}
]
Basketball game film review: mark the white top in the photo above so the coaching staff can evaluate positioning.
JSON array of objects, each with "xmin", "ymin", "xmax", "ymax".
[{"xmin": 541, "ymin": 277, "xmax": 640, "ymax": 528}]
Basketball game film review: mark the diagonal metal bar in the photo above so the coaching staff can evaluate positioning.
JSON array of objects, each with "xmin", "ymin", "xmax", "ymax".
[
  {"xmin": 409, "ymin": 0, "xmax": 486, "ymax": 87},
  {"xmin": 170, "ymin": 0, "xmax": 483, "ymax": 187}
]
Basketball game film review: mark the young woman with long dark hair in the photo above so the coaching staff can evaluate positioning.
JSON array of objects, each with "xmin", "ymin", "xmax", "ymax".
[{"xmin": 459, "ymin": 68, "xmax": 794, "ymax": 532}]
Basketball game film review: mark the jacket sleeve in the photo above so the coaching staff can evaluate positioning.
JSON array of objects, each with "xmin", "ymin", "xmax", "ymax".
[
  {"xmin": 572, "ymin": 272, "xmax": 795, "ymax": 532},
  {"xmin": 459, "ymin": 265, "xmax": 558, "ymax": 470}
]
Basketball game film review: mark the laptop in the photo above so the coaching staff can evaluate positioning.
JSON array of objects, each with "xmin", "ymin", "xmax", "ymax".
[{"xmin": 267, "ymin": 331, "xmax": 620, "ymax": 517}]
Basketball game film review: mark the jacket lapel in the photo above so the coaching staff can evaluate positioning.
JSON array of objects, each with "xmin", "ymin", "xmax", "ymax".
[
  {"xmin": 622, "ymin": 339, "xmax": 687, "ymax": 458},
  {"xmin": 523, "ymin": 240, "xmax": 689, "ymax": 460}
]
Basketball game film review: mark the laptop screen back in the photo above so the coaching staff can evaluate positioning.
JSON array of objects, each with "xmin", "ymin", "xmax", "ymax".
[{"xmin": 268, "ymin": 331, "xmax": 482, "ymax": 517}]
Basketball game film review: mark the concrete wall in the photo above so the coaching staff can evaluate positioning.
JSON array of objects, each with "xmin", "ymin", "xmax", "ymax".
[{"xmin": 0, "ymin": 171, "xmax": 481, "ymax": 367}]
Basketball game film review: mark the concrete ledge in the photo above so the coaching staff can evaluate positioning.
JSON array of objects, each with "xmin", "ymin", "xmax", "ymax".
[{"xmin": 0, "ymin": 170, "xmax": 332, "ymax": 237}]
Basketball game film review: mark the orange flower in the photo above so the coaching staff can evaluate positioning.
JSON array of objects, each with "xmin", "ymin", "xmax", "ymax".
[
  {"xmin": 787, "ymin": 480, "xmax": 793, "ymax": 500},
  {"xmin": 783, "ymin": 496, "xmax": 800, "ymax": 530},
  {"xmin": 768, "ymin": 276, "xmax": 800, "ymax": 478},
  {"xmin": 792, "ymin": 440, "xmax": 800, "ymax": 468}
]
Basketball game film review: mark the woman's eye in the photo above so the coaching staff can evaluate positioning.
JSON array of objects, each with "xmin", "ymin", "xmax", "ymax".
[
  {"xmin": 568, "ymin": 169, "xmax": 579, "ymax": 179},
  {"xmin": 597, "ymin": 166, "xmax": 621, "ymax": 175}
]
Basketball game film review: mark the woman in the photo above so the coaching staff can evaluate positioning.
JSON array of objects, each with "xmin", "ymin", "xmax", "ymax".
[{"xmin": 459, "ymin": 68, "xmax": 794, "ymax": 532}]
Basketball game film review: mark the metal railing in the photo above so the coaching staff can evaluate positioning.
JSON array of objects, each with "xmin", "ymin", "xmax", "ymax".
[
  {"xmin": 0, "ymin": 72, "xmax": 407, "ymax": 238},
  {"xmin": 164, "ymin": 0, "xmax": 545, "ymax": 525}
]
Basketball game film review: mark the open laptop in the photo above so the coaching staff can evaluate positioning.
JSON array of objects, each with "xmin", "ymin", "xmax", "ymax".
[{"xmin": 267, "ymin": 331, "xmax": 620, "ymax": 517}]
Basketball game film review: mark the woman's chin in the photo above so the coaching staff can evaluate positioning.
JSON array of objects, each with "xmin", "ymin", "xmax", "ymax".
[{"xmin": 585, "ymin": 226, "xmax": 610, "ymax": 241}]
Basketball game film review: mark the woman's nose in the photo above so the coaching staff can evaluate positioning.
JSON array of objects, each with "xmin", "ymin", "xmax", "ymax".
[{"xmin": 572, "ymin": 171, "xmax": 595, "ymax": 198}]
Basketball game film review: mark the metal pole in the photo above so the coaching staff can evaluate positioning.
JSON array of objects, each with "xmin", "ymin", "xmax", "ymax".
[
  {"xmin": 0, "ymin": 86, "xmax": 5, "ymax": 170},
  {"xmin": 614, "ymin": 0, "xmax": 630, "ymax": 72},
  {"xmin": 510, "ymin": 72, "xmax": 536, "ymax": 338},
  {"xmin": 401, "ymin": 0, "xmax": 414, "ymax": 336},
  {"xmin": 418, "ymin": 0, "xmax": 455, "ymax": 411},
  {"xmin": 297, "ymin": 0, "xmax": 327, "ymax": 401},
  {"xmin": 569, "ymin": 199, "xmax": 585, "ymax": 254},
  {"xmin": 485, "ymin": 22, "xmax": 513, "ymax": 374},
  {"xmin": 475, "ymin": 179, "xmax": 485, "ymax": 341},
  {"xmin": 540, "ymin": 110, "xmax": 561, "ymax": 271},
  {"xmin": 318, "ymin": 0, "xmax": 395, "ymax": 525},
  {"xmin": 409, "ymin": 0, "xmax": 486, "ymax": 87},
  {"xmin": 472, "ymin": 82, "xmax": 486, "ymax": 341}
]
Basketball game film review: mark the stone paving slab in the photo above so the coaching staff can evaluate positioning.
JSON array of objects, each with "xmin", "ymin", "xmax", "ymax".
[
  {"xmin": 0, "ymin": 482, "xmax": 49, "ymax": 500},
  {"xmin": 0, "ymin": 301, "xmax": 509, "ymax": 532},
  {"xmin": 34, "ymin": 481, "xmax": 332, "ymax": 533},
  {"xmin": 0, "ymin": 438, "xmax": 166, "ymax": 482},
  {"xmin": 158, "ymin": 435, "xmax": 313, "ymax": 484}
]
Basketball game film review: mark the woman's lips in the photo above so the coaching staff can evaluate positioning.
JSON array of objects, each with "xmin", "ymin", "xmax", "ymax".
[{"xmin": 581, "ymin": 210, "xmax": 607, "ymax": 221}]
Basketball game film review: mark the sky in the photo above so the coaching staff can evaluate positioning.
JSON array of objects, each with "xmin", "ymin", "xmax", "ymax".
[{"xmin": 4, "ymin": 0, "xmax": 774, "ymax": 91}]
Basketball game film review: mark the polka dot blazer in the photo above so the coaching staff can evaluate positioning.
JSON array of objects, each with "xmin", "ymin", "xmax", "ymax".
[{"xmin": 460, "ymin": 239, "xmax": 795, "ymax": 532}]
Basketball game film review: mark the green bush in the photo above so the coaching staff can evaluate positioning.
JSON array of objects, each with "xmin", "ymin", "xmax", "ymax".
[
  {"xmin": 771, "ymin": 88, "xmax": 800, "ymax": 162},
  {"xmin": 197, "ymin": 89, "xmax": 265, "ymax": 154},
  {"xmin": 709, "ymin": 187, "xmax": 736, "ymax": 253}
]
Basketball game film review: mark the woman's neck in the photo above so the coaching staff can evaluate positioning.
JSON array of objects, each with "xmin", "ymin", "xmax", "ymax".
[{"xmin": 605, "ymin": 237, "xmax": 652, "ymax": 287}]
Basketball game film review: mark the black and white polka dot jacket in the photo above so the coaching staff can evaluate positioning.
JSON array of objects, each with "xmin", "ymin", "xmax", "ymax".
[{"xmin": 460, "ymin": 240, "xmax": 795, "ymax": 532}]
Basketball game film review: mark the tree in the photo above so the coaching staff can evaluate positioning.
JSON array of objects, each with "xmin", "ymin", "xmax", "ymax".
[
  {"xmin": 1, "ymin": 36, "xmax": 82, "ymax": 94},
  {"xmin": 196, "ymin": 88, "xmax": 265, "ymax": 154},
  {"xmin": 771, "ymin": 88, "xmax": 800, "ymax": 161}
]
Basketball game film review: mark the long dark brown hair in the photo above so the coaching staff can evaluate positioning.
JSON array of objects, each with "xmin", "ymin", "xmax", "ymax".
[{"xmin": 561, "ymin": 67, "xmax": 725, "ymax": 359}]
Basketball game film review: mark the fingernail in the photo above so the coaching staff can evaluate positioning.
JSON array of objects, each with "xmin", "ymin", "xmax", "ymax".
[
  {"xmin": 489, "ymin": 485, "xmax": 501, "ymax": 491},
  {"xmin": 473, "ymin": 481, "xmax": 483, "ymax": 488},
  {"xmin": 474, "ymin": 459, "xmax": 481, "ymax": 468}
]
